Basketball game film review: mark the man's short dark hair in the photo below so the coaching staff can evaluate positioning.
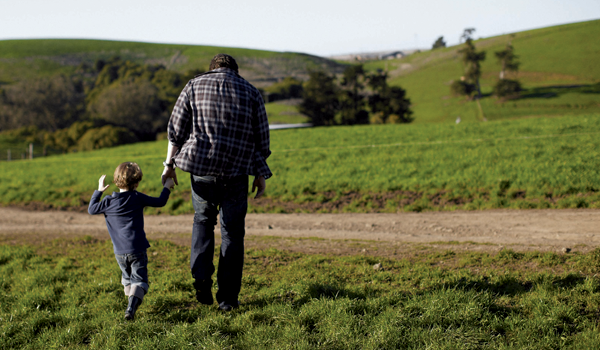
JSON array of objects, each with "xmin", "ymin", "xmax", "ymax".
[{"xmin": 209, "ymin": 54, "xmax": 239, "ymax": 73}]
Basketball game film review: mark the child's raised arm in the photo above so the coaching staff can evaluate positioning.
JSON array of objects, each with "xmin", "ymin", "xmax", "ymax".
[{"xmin": 89, "ymin": 175, "xmax": 110, "ymax": 215}]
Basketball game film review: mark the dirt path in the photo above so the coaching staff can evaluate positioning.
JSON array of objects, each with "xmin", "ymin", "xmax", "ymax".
[{"xmin": 1, "ymin": 207, "xmax": 599, "ymax": 258}]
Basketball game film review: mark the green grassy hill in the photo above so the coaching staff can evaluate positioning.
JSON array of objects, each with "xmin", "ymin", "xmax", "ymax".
[
  {"xmin": 2, "ymin": 112, "xmax": 600, "ymax": 213},
  {"xmin": 364, "ymin": 19, "xmax": 600, "ymax": 123},
  {"xmin": 1, "ymin": 21, "xmax": 599, "ymax": 213},
  {"xmin": 0, "ymin": 39, "xmax": 344, "ymax": 87}
]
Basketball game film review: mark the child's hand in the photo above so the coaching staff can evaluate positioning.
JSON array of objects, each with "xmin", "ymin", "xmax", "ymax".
[
  {"xmin": 98, "ymin": 175, "xmax": 110, "ymax": 192},
  {"xmin": 163, "ymin": 177, "xmax": 175, "ymax": 190}
]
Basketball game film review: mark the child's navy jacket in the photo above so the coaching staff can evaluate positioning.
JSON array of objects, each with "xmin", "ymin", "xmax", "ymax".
[{"xmin": 88, "ymin": 188, "xmax": 170, "ymax": 254}]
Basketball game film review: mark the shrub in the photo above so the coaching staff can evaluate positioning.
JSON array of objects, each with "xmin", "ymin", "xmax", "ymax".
[
  {"xmin": 494, "ymin": 79, "xmax": 522, "ymax": 98},
  {"xmin": 450, "ymin": 80, "xmax": 476, "ymax": 97},
  {"xmin": 369, "ymin": 112, "xmax": 386, "ymax": 124},
  {"xmin": 264, "ymin": 77, "xmax": 303, "ymax": 102},
  {"xmin": 76, "ymin": 125, "xmax": 138, "ymax": 151},
  {"xmin": 44, "ymin": 121, "xmax": 95, "ymax": 152}
]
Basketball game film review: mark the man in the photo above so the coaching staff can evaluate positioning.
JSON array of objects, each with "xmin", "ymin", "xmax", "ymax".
[{"xmin": 162, "ymin": 54, "xmax": 272, "ymax": 311}]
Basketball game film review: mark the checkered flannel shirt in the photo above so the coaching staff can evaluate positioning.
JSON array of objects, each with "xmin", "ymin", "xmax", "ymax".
[{"xmin": 167, "ymin": 68, "xmax": 272, "ymax": 179}]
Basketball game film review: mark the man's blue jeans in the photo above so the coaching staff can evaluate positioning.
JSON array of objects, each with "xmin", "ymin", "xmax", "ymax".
[
  {"xmin": 115, "ymin": 251, "xmax": 149, "ymax": 292},
  {"xmin": 190, "ymin": 174, "xmax": 248, "ymax": 304}
]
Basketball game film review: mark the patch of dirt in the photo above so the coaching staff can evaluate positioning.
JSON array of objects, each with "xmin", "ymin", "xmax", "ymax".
[
  {"xmin": 1, "ymin": 207, "xmax": 600, "ymax": 259},
  {"xmin": 251, "ymin": 190, "xmax": 427, "ymax": 213}
]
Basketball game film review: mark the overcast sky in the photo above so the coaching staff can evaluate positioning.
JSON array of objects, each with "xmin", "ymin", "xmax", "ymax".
[{"xmin": 1, "ymin": 0, "xmax": 598, "ymax": 56}]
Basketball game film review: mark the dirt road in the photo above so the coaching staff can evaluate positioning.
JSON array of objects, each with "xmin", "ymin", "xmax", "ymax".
[{"xmin": 1, "ymin": 207, "xmax": 599, "ymax": 257}]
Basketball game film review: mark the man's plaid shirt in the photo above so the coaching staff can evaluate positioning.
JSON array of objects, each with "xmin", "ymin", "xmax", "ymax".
[{"xmin": 167, "ymin": 68, "xmax": 272, "ymax": 179}]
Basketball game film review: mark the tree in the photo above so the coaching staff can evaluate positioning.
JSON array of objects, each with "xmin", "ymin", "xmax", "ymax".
[
  {"xmin": 0, "ymin": 75, "xmax": 84, "ymax": 131},
  {"xmin": 85, "ymin": 57, "xmax": 188, "ymax": 139},
  {"xmin": 339, "ymin": 65, "xmax": 369, "ymax": 125},
  {"xmin": 298, "ymin": 71, "xmax": 339, "ymax": 126},
  {"xmin": 458, "ymin": 38, "xmax": 486, "ymax": 98},
  {"xmin": 87, "ymin": 79, "xmax": 165, "ymax": 140},
  {"xmin": 432, "ymin": 36, "xmax": 446, "ymax": 49},
  {"xmin": 493, "ymin": 79, "xmax": 522, "ymax": 98},
  {"xmin": 493, "ymin": 37, "xmax": 522, "ymax": 98},
  {"xmin": 264, "ymin": 77, "xmax": 303, "ymax": 102},
  {"xmin": 367, "ymin": 71, "xmax": 413, "ymax": 124},
  {"xmin": 495, "ymin": 40, "xmax": 519, "ymax": 79},
  {"xmin": 460, "ymin": 28, "xmax": 476, "ymax": 43}
]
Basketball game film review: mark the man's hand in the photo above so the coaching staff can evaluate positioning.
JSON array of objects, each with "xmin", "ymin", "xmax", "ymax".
[
  {"xmin": 98, "ymin": 175, "xmax": 110, "ymax": 192},
  {"xmin": 252, "ymin": 176, "xmax": 266, "ymax": 199},
  {"xmin": 163, "ymin": 177, "xmax": 175, "ymax": 190},
  {"xmin": 162, "ymin": 166, "xmax": 178, "ymax": 186}
]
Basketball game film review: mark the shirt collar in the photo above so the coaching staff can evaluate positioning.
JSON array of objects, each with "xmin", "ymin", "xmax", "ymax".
[
  {"xmin": 112, "ymin": 191, "xmax": 134, "ymax": 197},
  {"xmin": 212, "ymin": 67, "xmax": 237, "ymax": 74}
]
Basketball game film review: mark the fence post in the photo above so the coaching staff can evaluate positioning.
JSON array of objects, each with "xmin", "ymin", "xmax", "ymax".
[
  {"xmin": 29, "ymin": 143, "xmax": 33, "ymax": 160},
  {"xmin": 7, "ymin": 149, "xmax": 10, "ymax": 161}
]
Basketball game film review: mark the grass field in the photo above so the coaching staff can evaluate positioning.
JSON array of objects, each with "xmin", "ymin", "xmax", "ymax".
[
  {"xmin": 2, "ymin": 238, "xmax": 600, "ymax": 349},
  {"xmin": 0, "ymin": 20, "xmax": 599, "ymax": 213},
  {"xmin": 1, "ymin": 113, "xmax": 600, "ymax": 214},
  {"xmin": 363, "ymin": 19, "xmax": 600, "ymax": 123},
  {"xmin": 264, "ymin": 100, "xmax": 308, "ymax": 125}
]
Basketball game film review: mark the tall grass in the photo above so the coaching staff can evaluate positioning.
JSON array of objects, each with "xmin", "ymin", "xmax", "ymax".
[{"xmin": 2, "ymin": 238, "xmax": 600, "ymax": 348}]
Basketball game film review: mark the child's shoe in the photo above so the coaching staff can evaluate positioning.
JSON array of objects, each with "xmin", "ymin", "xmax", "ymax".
[{"xmin": 124, "ymin": 296, "xmax": 142, "ymax": 320}]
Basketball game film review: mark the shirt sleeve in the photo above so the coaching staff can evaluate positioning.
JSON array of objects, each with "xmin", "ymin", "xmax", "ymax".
[
  {"xmin": 139, "ymin": 188, "xmax": 171, "ymax": 208},
  {"xmin": 251, "ymin": 90, "xmax": 273, "ymax": 179},
  {"xmin": 168, "ymin": 82, "xmax": 193, "ymax": 148},
  {"xmin": 88, "ymin": 190, "xmax": 108, "ymax": 215}
]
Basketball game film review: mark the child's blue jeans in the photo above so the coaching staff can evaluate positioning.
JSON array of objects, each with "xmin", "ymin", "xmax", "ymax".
[{"xmin": 115, "ymin": 251, "xmax": 149, "ymax": 293}]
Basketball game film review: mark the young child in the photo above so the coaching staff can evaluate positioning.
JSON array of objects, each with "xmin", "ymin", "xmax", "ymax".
[{"xmin": 88, "ymin": 162, "xmax": 175, "ymax": 321}]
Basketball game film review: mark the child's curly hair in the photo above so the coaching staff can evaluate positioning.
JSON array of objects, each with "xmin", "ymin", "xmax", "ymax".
[{"xmin": 113, "ymin": 162, "xmax": 143, "ymax": 191}]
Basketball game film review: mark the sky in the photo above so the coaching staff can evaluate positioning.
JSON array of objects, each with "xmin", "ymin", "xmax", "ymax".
[{"xmin": 1, "ymin": 0, "xmax": 599, "ymax": 57}]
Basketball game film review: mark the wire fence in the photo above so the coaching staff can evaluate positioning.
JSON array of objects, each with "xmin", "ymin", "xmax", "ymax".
[{"xmin": 0, "ymin": 143, "xmax": 63, "ymax": 162}]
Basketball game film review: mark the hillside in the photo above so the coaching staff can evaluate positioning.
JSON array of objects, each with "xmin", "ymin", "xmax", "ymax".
[
  {"xmin": 2, "ymin": 113, "xmax": 600, "ymax": 213},
  {"xmin": 0, "ymin": 39, "xmax": 345, "ymax": 88},
  {"xmin": 364, "ymin": 19, "xmax": 600, "ymax": 123},
  {"xmin": 2, "ymin": 20, "xmax": 597, "ymax": 125}
]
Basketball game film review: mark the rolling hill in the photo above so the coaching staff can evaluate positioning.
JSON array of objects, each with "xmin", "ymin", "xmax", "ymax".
[
  {"xmin": 364, "ymin": 19, "xmax": 600, "ymax": 123},
  {"xmin": 0, "ymin": 39, "xmax": 345, "ymax": 88}
]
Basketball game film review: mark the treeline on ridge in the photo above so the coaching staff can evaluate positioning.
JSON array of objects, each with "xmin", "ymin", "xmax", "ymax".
[
  {"xmin": 0, "ymin": 55, "xmax": 414, "ymax": 156},
  {"xmin": 0, "ymin": 57, "xmax": 202, "ymax": 152}
]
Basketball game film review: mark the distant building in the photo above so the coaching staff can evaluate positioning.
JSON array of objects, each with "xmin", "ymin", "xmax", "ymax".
[
  {"xmin": 381, "ymin": 51, "xmax": 405, "ymax": 60},
  {"xmin": 329, "ymin": 49, "xmax": 422, "ymax": 62}
]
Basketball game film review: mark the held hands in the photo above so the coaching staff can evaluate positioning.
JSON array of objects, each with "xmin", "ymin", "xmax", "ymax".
[
  {"xmin": 161, "ymin": 166, "xmax": 178, "ymax": 186},
  {"xmin": 163, "ymin": 177, "xmax": 175, "ymax": 190},
  {"xmin": 98, "ymin": 175, "xmax": 110, "ymax": 192},
  {"xmin": 252, "ymin": 176, "xmax": 266, "ymax": 199}
]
